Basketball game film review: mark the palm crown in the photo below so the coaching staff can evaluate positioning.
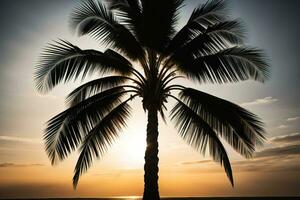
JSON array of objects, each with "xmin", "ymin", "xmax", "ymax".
[{"xmin": 35, "ymin": 0, "xmax": 269, "ymax": 199}]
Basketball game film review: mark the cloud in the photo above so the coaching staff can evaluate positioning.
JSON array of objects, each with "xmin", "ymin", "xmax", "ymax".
[
  {"xmin": 0, "ymin": 136, "xmax": 40, "ymax": 144},
  {"xmin": 277, "ymin": 124, "xmax": 288, "ymax": 129},
  {"xmin": 272, "ymin": 133, "xmax": 300, "ymax": 144},
  {"xmin": 0, "ymin": 183, "xmax": 71, "ymax": 198},
  {"xmin": 233, "ymin": 155, "xmax": 300, "ymax": 173},
  {"xmin": 0, "ymin": 163, "xmax": 45, "ymax": 168},
  {"xmin": 180, "ymin": 135, "xmax": 300, "ymax": 174},
  {"xmin": 287, "ymin": 116, "xmax": 300, "ymax": 121},
  {"xmin": 182, "ymin": 155, "xmax": 300, "ymax": 174},
  {"xmin": 180, "ymin": 160, "xmax": 212, "ymax": 165},
  {"xmin": 36, "ymin": 93, "xmax": 59, "ymax": 99},
  {"xmin": 255, "ymin": 144, "xmax": 300, "ymax": 158},
  {"xmin": 240, "ymin": 96, "xmax": 278, "ymax": 106}
]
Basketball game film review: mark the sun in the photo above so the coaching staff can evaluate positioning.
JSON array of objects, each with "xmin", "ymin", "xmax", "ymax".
[{"xmin": 117, "ymin": 124, "xmax": 147, "ymax": 169}]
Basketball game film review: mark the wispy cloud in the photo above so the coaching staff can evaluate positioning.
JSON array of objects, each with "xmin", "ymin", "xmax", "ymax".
[
  {"xmin": 277, "ymin": 124, "xmax": 288, "ymax": 129},
  {"xmin": 255, "ymin": 132, "xmax": 300, "ymax": 158},
  {"xmin": 287, "ymin": 116, "xmax": 300, "ymax": 121},
  {"xmin": 0, "ymin": 163, "xmax": 45, "ymax": 168},
  {"xmin": 180, "ymin": 132, "xmax": 300, "ymax": 173},
  {"xmin": 272, "ymin": 133, "xmax": 300, "ymax": 144},
  {"xmin": 181, "ymin": 145, "xmax": 300, "ymax": 174},
  {"xmin": 240, "ymin": 96, "xmax": 278, "ymax": 107},
  {"xmin": 180, "ymin": 160, "xmax": 212, "ymax": 165},
  {"xmin": 255, "ymin": 144, "xmax": 300, "ymax": 158},
  {"xmin": 0, "ymin": 136, "xmax": 40, "ymax": 144},
  {"xmin": 35, "ymin": 93, "xmax": 59, "ymax": 99},
  {"xmin": 233, "ymin": 155, "xmax": 300, "ymax": 173}
]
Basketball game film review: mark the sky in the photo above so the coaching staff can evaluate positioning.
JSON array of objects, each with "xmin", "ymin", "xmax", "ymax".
[{"xmin": 0, "ymin": 0, "xmax": 300, "ymax": 198}]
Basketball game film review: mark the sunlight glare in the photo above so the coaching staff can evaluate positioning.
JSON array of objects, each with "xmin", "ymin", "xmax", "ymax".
[{"xmin": 117, "ymin": 124, "xmax": 147, "ymax": 169}]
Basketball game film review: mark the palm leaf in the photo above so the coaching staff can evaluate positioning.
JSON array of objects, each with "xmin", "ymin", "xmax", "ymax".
[
  {"xmin": 44, "ymin": 86, "xmax": 129, "ymax": 164},
  {"xmin": 166, "ymin": 0, "xmax": 228, "ymax": 54},
  {"xmin": 137, "ymin": 0, "xmax": 184, "ymax": 51},
  {"xmin": 35, "ymin": 40, "xmax": 132, "ymax": 93},
  {"xmin": 179, "ymin": 20, "xmax": 246, "ymax": 55},
  {"xmin": 176, "ymin": 46, "xmax": 270, "ymax": 84},
  {"xmin": 170, "ymin": 98, "xmax": 233, "ymax": 186},
  {"xmin": 66, "ymin": 75, "xmax": 130, "ymax": 107},
  {"xmin": 165, "ymin": 21, "xmax": 205, "ymax": 55},
  {"xmin": 70, "ymin": 0, "xmax": 144, "ymax": 60},
  {"xmin": 168, "ymin": 19, "xmax": 246, "ymax": 61},
  {"xmin": 205, "ymin": 20, "xmax": 246, "ymax": 45},
  {"xmin": 108, "ymin": 0, "xmax": 142, "ymax": 38},
  {"xmin": 189, "ymin": 0, "xmax": 228, "ymax": 26},
  {"xmin": 179, "ymin": 88, "xmax": 266, "ymax": 157},
  {"xmin": 73, "ymin": 98, "xmax": 133, "ymax": 188}
]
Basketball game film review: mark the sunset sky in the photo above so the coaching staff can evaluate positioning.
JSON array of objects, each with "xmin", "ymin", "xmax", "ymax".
[{"xmin": 0, "ymin": 0, "xmax": 300, "ymax": 198}]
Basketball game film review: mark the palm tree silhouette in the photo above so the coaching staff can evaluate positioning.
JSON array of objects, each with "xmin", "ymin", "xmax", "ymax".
[{"xmin": 35, "ymin": 0, "xmax": 269, "ymax": 199}]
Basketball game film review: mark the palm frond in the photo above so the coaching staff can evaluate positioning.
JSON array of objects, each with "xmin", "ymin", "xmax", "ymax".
[
  {"xmin": 181, "ymin": 20, "xmax": 246, "ymax": 55},
  {"xmin": 108, "ymin": 0, "xmax": 142, "ymax": 38},
  {"xmin": 165, "ymin": 21, "xmax": 205, "ymax": 55},
  {"xmin": 70, "ymin": 0, "xmax": 144, "ymax": 60},
  {"xmin": 73, "ymin": 97, "xmax": 133, "ymax": 188},
  {"xmin": 170, "ymin": 98, "xmax": 233, "ymax": 186},
  {"xmin": 176, "ymin": 46, "xmax": 270, "ymax": 84},
  {"xmin": 205, "ymin": 20, "xmax": 246, "ymax": 45},
  {"xmin": 189, "ymin": 0, "xmax": 228, "ymax": 26},
  {"xmin": 179, "ymin": 88, "xmax": 266, "ymax": 157},
  {"xmin": 44, "ymin": 86, "xmax": 129, "ymax": 165},
  {"xmin": 165, "ymin": 0, "xmax": 228, "ymax": 54},
  {"xmin": 35, "ymin": 40, "xmax": 132, "ymax": 93},
  {"xmin": 137, "ymin": 0, "xmax": 185, "ymax": 51},
  {"xmin": 66, "ymin": 75, "xmax": 130, "ymax": 107},
  {"xmin": 168, "ymin": 19, "xmax": 245, "ymax": 61}
]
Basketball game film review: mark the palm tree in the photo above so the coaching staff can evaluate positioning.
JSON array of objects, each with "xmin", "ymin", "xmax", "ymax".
[{"xmin": 35, "ymin": 0, "xmax": 269, "ymax": 199}]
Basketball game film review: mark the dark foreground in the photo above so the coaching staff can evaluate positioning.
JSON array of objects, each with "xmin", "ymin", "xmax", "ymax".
[{"xmin": 4, "ymin": 197, "xmax": 299, "ymax": 200}]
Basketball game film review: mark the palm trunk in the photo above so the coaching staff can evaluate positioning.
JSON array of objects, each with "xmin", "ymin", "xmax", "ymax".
[{"xmin": 143, "ymin": 104, "xmax": 160, "ymax": 200}]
